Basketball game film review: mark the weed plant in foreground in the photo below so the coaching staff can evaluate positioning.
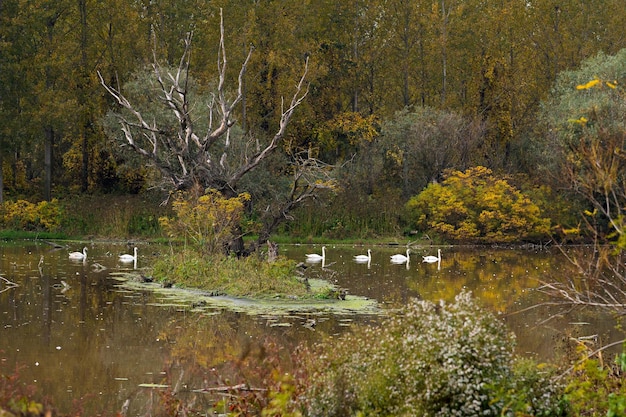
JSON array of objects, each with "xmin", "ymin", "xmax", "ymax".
[
  {"xmin": 0, "ymin": 357, "xmax": 46, "ymax": 416},
  {"xmin": 300, "ymin": 291, "xmax": 568, "ymax": 416}
]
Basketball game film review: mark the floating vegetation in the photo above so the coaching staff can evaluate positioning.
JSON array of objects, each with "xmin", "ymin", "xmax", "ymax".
[
  {"xmin": 138, "ymin": 383, "xmax": 170, "ymax": 389},
  {"xmin": 108, "ymin": 271, "xmax": 380, "ymax": 316}
]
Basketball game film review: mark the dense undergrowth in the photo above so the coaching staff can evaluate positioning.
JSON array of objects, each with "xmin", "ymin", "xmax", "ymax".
[{"xmin": 0, "ymin": 193, "xmax": 167, "ymax": 240}]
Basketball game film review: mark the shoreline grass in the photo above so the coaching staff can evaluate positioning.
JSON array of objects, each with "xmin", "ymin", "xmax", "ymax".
[{"xmin": 151, "ymin": 248, "xmax": 319, "ymax": 299}]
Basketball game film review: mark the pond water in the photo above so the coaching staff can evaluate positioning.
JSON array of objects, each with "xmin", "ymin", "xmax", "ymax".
[{"xmin": 0, "ymin": 241, "xmax": 622, "ymax": 415}]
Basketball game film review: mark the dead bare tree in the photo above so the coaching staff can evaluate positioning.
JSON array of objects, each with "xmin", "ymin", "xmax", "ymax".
[
  {"xmin": 98, "ymin": 9, "xmax": 335, "ymax": 255},
  {"xmin": 534, "ymin": 124, "xmax": 626, "ymax": 373},
  {"xmin": 540, "ymin": 123, "xmax": 626, "ymax": 305}
]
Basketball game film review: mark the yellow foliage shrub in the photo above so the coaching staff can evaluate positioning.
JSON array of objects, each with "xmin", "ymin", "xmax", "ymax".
[
  {"xmin": 406, "ymin": 167, "xmax": 550, "ymax": 243},
  {"xmin": 0, "ymin": 199, "xmax": 62, "ymax": 232},
  {"xmin": 159, "ymin": 189, "xmax": 250, "ymax": 254}
]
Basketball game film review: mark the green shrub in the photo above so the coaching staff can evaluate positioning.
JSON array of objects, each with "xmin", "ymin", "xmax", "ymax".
[
  {"xmin": 302, "ymin": 291, "xmax": 567, "ymax": 416},
  {"xmin": 564, "ymin": 344, "xmax": 626, "ymax": 417},
  {"xmin": 406, "ymin": 166, "xmax": 551, "ymax": 243},
  {"xmin": 127, "ymin": 212, "xmax": 160, "ymax": 236}
]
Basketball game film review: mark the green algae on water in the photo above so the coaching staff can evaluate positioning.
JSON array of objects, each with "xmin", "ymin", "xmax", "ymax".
[{"xmin": 109, "ymin": 272, "xmax": 380, "ymax": 316}]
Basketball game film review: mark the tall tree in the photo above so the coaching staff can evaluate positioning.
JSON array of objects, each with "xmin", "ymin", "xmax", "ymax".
[
  {"xmin": 0, "ymin": 0, "xmax": 20, "ymax": 202},
  {"xmin": 57, "ymin": 0, "xmax": 150, "ymax": 193},
  {"xmin": 383, "ymin": 0, "xmax": 434, "ymax": 109},
  {"xmin": 100, "ymin": 11, "xmax": 335, "ymax": 254},
  {"xmin": 12, "ymin": 0, "xmax": 78, "ymax": 200},
  {"xmin": 77, "ymin": 0, "xmax": 90, "ymax": 192},
  {"xmin": 535, "ymin": 49, "xmax": 626, "ymax": 239},
  {"xmin": 39, "ymin": 3, "xmax": 67, "ymax": 201},
  {"xmin": 380, "ymin": 107, "xmax": 484, "ymax": 198}
]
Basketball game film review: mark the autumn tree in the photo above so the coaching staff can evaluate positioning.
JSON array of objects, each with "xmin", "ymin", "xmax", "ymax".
[
  {"xmin": 5, "ymin": 0, "xmax": 626, "ymax": 213},
  {"xmin": 0, "ymin": 0, "xmax": 23, "ymax": 202},
  {"xmin": 380, "ymin": 107, "xmax": 484, "ymax": 199},
  {"xmin": 100, "ymin": 10, "xmax": 334, "ymax": 255},
  {"xmin": 11, "ymin": 1, "xmax": 70, "ymax": 200},
  {"xmin": 382, "ymin": 0, "xmax": 437, "ymax": 109}
]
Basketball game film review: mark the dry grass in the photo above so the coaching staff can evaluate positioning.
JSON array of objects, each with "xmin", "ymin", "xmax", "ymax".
[{"xmin": 58, "ymin": 192, "xmax": 170, "ymax": 239}]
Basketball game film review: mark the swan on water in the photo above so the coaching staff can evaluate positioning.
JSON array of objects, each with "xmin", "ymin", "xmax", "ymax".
[
  {"xmin": 354, "ymin": 249, "xmax": 372, "ymax": 263},
  {"xmin": 422, "ymin": 248, "xmax": 442, "ymax": 263},
  {"xmin": 305, "ymin": 246, "xmax": 326, "ymax": 262},
  {"xmin": 69, "ymin": 247, "xmax": 87, "ymax": 260},
  {"xmin": 119, "ymin": 247, "xmax": 138, "ymax": 263},
  {"xmin": 390, "ymin": 248, "xmax": 410, "ymax": 263}
]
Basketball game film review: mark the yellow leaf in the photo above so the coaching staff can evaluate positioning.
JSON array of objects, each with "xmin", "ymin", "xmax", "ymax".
[
  {"xmin": 562, "ymin": 226, "xmax": 580, "ymax": 235},
  {"xmin": 583, "ymin": 208, "xmax": 597, "ymax": 216},
  {"xmin": 576, "ymin": 79, "xmax": 600, "ymax": 90},
  {"xmin": 568, "ymin": 117, "xmax": 588, "ymax": 125}
]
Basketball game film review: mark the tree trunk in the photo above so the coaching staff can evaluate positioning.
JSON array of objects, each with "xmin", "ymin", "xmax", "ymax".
[
  {"xmin": 44, "ymin": 126, "xmax": 54, "ymax": 201},
  {"xmin": 43, "ymin": 12, "xmax": 59, "ymax": 202},
  {"xmin": 440, "ymin": 0, "xmax": 448, "ymax": 105},
  {"xmin": 228, "ymin": 225, "xmax": 245, "ymax": 257},
  {"xmin": 81, "ymin": 129, "xmax": 89, "ymax": 191},
  {"xmin": 79, "ymin": 0, "xmax": 89, "ymax": 192},
  {"xmin": 0, "ymin": 151, "xmax": 4, "ymax": 204}
]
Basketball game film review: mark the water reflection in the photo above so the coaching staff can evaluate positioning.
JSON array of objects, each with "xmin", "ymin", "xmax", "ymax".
[{"xmin": 0, "ymin": 242, "xmax": 623, "ymax": 415}]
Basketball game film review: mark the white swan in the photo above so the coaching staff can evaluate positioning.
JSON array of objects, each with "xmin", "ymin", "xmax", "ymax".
[
  {"xmin": 354, "ymin": 249, "xmax": 372, "ymax": 263},
  {"xmin": 69, "ymin": 247, "xmax": 87, "ymax": 260},
  {"xmin": 390, "ymin": 248, "xmax": 410, "ymax": 264},
  {"xmin": 119, "ymin": 247, "xmax": 138, "ymax": 263},
  {"xmin": 423, "ymin": 248, "xmax": 442, "ymax": 263},
  {"xmin": 305, "ymin": 246, "xmax": 326, "ymax": 262}
]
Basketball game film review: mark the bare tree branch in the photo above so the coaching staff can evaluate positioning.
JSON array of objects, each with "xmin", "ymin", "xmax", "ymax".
[
  {"xmin": 247, "ymin": 148, "xmax": 337, "ymax": 254},
  {"xmin": 97, "ymin": 9, "xmax": 262, "ymax": 192},
  {"xmin": 99, "ymin": 9, "xmax": 334, "ymax": 254},
  {"xmin": 556, "ymin": 337, "xmax": 626, "ymax": 380},
  {"xmin": 228, "ymin": 57, "xmax": 309, "ymax": 188},
  {"xmin": 204, "ymin": 8, "xmax": 253, "ymax": 150}
]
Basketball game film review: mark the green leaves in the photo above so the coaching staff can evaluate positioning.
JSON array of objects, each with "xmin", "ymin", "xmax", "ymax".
[{"xmin": 535, "ymin": 49, "xmax": 626, "ymax": 245}]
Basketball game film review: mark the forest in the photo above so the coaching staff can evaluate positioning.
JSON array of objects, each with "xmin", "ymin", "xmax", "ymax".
[{"xmin": 1, "ymin": 0, "xmax": 626, "ymax": 244}]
